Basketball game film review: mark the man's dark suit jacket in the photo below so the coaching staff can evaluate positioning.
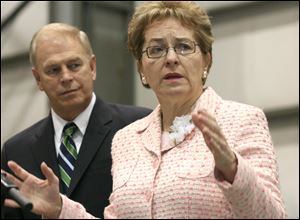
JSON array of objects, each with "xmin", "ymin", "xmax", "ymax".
[{"xmin": 1, "ymin": 97, "xmax": 151, "ymax": 219}]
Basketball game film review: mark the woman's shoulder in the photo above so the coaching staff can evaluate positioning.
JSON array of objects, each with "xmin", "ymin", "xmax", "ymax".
[
  {"xmin": 218, "ymin": 98, "xmax": 267, "ymax": 124},
  {"xmin": 222, "ymin": 99, "xmax": 263, "ymax": 113},
  {"xmin": 200, "ymin": 87, "xmax": 265, "ymax": 118}
]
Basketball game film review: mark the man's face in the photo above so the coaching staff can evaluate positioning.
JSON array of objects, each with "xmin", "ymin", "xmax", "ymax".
[{"xmin": 32, "ymin": 32, "xmax": 96, "ymax": 118}]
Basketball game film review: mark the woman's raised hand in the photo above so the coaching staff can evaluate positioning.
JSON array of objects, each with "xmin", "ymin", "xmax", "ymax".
[
  {"xmin": 192, "ymin": 110, "xmax": 237, "ymax": 183},
  {"xmin": 3, "ymin": 161, "xmax": 62, "ymax": 218}
]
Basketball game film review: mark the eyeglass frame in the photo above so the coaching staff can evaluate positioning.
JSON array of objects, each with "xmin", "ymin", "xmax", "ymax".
[{"xmin": 141, "ymin": 40, "xmax": 199, "ymax": 59}]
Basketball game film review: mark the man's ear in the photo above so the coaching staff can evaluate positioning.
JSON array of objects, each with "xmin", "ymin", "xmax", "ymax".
[
  {"xmin": 90, "ymin": 55, "xmax": 97, "ymax": 81},
  {"xmin": 32, "ymin": 68, "xmax": 44, "ymax": 91}
]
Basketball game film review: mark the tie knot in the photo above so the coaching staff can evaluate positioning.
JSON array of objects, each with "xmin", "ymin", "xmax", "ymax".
[{"xmin": 63, "ymin": 122, "xmax": 78, "ymax": 137}]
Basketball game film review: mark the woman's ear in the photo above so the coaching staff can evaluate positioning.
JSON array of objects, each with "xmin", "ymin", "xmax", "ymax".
[
  {"xmin": 137, "ymin": 60, "xmax": 144, "ymax": 82},
  {"xmin": 141, "ymin": 74, "xmax": 147, "ymax": 85},
  {"xmin": 137, "ymin": 60, "xmax": 142, "ymax": 74},
  {"xmin": 137, "ymin": 60, "xmax": 150, "ymax": 88},
  {"xmin": 204, "ymin": 53, "xmax": 211, "ymax": 71}
]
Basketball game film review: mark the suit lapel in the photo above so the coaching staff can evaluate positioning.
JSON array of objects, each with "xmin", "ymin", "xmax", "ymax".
[
  {"xmin": 31, "ymin": 115, "xmax": 61, "ymax": 179},
  {"xmin": 67, "ymin": 98, "xmax": 112, "ymax": 196},
  {"xmin": 139, "ymin": 107, "xmax": 162, "ymax": 158}
]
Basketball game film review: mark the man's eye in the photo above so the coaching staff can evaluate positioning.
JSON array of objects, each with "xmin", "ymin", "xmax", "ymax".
[
  {"xmin": 46, "ymin": 67, "xmax": 60, "ymax": 75},
  {"xmin": 68, "ymin": 63, "xmax": 81, "ymax": 70}
]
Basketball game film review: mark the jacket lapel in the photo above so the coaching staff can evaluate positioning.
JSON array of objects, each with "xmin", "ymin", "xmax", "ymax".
[
  {"xmin": 138, "ymin": 107, "xmax": 162, "ymax": 158},
  {"xmin": 193, "ymin": 87, "xmax": 221, "ymax": 116},
  {"xmin": 137, "ymin": 87, "xmax": 222, "ymax": 158},
  {"xmin": 31, "ymin": 115, "xmax": 61, "ymax": 179},
  {"xmin": 67, "ymin": 98, "xmax": 112, "ymax": 196}
]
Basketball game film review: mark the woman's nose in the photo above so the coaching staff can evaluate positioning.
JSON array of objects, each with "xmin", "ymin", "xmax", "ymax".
[{"xmin": 165, "ymin": 48, "xmax": 179, "ymax": 66}]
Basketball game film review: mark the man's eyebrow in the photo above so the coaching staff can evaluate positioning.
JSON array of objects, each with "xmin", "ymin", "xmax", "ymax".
[
  {"xmin": 43, "ymin": 57, "xmax": 82, "ymax": 68},
  {"xmin": 43, "ymin": 62, "xmax": 59, "ymax": 69},
  {"xmin": 68, "ymin": 57, "xmax": 82, "ymax": 62}
]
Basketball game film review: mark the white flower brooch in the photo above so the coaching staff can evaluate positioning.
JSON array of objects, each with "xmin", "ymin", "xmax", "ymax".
[{"xmin": 169, "ymin": 114, "xmax": 195, "ymax": 145}]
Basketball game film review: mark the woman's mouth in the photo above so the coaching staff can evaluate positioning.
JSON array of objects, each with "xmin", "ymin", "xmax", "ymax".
[{"xmin": 163, "ymin": 73, "xmax": 184, "ymax": 81}]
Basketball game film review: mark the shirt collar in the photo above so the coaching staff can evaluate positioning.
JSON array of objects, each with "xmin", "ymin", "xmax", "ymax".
[{"xmin": 51, "ymin": 93, "xmax": 96, "ymax": 140}]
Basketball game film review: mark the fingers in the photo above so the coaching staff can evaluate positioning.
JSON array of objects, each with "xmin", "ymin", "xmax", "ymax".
[
  {"xmin": 192, "ymin": 109, "xmax": 237, "ymax": 183},
  {"xmin": 201, "ymin": 127, "xmax": 219, "ymax": 153},
  {"xmin": 203, "ymin": 127, "xmax": 227, "ymax": 148},
  {"xmin": 192, "ymin": 110, "xmax": 223, "ymax": 137},
  {"xmin": 2, "ymin": 171, "xmax": 23, "ymax": 189},
  {"xmin": 7, "ymin": 161, "xmax": 56, "ymax": 187},
  {"xmin": 7, "ymin": 161, "xmax": 31, "ymax": 182},
  {"xmin": 40, "ymin": 162, "xmax": 58, "ymax": 185},
  {"xmin": 4, "ymin": 199, "xmax": 20, "ymax": 208},
  {"xmin": 192, "ymin": 109, "xmax": 228, "ymax": 152}
]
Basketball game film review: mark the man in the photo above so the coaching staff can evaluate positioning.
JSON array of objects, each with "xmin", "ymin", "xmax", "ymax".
[{"xmin": 1, "ymin": 23, "xmax": 151, "ymax": 219}]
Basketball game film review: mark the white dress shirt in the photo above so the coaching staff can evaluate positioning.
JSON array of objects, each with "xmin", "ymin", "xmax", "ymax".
[{"xmin": 51, "ymin": 93, "xmax": 96, "ymax": 157}]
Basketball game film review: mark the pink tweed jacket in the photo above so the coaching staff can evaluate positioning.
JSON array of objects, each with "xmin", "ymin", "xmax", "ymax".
[{"xmin": 59, "ymin": 87, "xmax": 286, "ymax": 219}]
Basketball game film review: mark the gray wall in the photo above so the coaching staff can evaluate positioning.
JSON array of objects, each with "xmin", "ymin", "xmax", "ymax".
[{"xmin": 1, "ymin": 1, "xmax": 49, "ymax": 148}]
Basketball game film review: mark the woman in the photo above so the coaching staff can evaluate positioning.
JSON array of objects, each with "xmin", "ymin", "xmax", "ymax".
[{"xmin": 4, "ymin": 1, "xmax": 286, "ymax": 219}]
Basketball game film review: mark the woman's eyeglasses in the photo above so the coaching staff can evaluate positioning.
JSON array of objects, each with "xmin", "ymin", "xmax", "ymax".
[{"xmin": 142, "ymin": 40, "xmax": 199, "ymax": 59}]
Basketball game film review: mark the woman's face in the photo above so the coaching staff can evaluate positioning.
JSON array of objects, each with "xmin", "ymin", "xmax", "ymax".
[{"xmin": 139, "ymin": 18, "xmax": 209, "ymax": 102}]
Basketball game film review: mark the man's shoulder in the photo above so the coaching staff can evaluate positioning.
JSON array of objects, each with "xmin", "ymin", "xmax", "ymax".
[
  {"xmin": 3, "ymin": 117, "xmax": 50, "ymax": 148},
  {"xmin": 108, "ymin": 103, "xmax": 151, "ymax": 116},
  {"xmin": 104, "ymin": 102, "xmax": 152, "ymax": 124}
]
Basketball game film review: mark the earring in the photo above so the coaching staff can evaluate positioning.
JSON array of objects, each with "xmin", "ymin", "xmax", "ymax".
[
  {"xmin": 141, "ymin": 76, "xmax": 147, "ymax": 85},
  {"xmin": 202, "ymin": 69, "xmax": 208, "ymax": 81}
]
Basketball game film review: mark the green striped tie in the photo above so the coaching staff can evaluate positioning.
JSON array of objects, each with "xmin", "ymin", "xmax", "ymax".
[{"xmin": 57, "ymin": 122, "xmax": 78, "ymax": 194}]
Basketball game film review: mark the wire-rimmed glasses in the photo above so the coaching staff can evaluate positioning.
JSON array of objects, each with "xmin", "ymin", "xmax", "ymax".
[{"xmin": 142, "ymin": 40, "xmax": 198, "ymax": 59}]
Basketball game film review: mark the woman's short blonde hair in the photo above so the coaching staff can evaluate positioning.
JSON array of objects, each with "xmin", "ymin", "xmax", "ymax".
[
  {"xmin": 29, "ymin": 23, "xmax": 93, "ymax": 67},
  {"xmin": 127, "ymin": 1, "xmax": 214, "ymax": 70}
]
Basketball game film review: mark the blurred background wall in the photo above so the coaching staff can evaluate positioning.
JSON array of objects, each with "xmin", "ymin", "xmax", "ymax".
[{"xmin": 1, "ymin": 1, "xmax": 299, "ymax": 218}]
